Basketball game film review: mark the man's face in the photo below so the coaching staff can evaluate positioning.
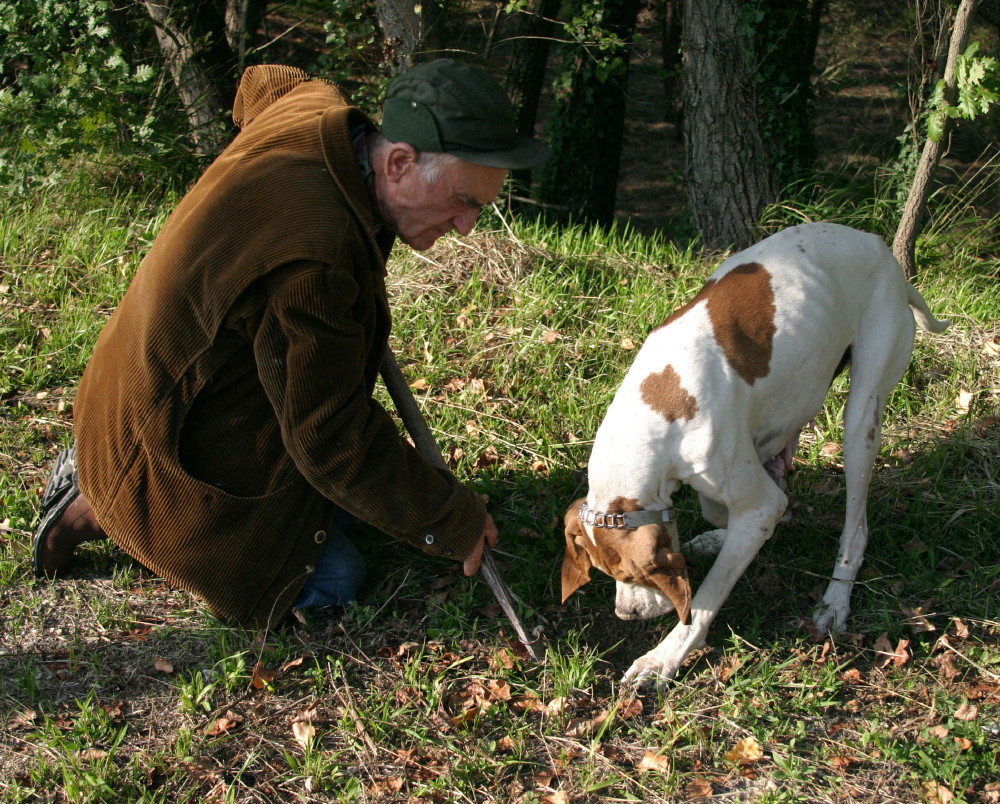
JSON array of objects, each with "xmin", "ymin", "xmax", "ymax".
[{"xmin": 380, "ymin": 149, "xmax": 508, "ymax": 251}]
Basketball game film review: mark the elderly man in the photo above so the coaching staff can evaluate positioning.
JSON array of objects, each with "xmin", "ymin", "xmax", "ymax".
[{"xmin": 31, "ymin": 59, "xmax": 549, "ymax": 625}]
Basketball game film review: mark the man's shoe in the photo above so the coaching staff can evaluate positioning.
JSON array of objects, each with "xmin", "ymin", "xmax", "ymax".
[{"xmin": 32, "ymin": 447, "xmax": 80, "ymax": 577}]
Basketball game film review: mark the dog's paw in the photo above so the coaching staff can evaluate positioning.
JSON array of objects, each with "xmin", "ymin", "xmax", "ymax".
[
  {"xmin": 686, "ymin": 528, "xmax": 727, "ymax": 556},
  {"xmin": 811, "ymin": 603, "xmax": 849, "ymax": 634},
  {"xmin": 622, "ymin": 659, "xmax": 677, "ymax": 691},
  {"xmin": 812, "ymin": 581, "xmax": 853, "ymax": 634},
  {"xmin": 621, "ymin": 648, "xmax": 688, "ymax": 691}
]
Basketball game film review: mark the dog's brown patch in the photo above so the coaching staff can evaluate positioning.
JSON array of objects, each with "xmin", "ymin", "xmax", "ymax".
[
  {"xmin": 706, "ymin": 262, "xmax": 776, "ymax": 384},
  {"xmin": 640, "ymin": 363, "xmax": 698, "ymax": 423},
  {"xmin": 654, "ymin": 262, "xmax": 776, "ymax": 385}
]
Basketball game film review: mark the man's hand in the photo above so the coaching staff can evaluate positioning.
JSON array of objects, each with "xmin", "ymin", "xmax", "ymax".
[{"xmin": 463, "ymin": 513, "xmax": 498, "ymax": 576}]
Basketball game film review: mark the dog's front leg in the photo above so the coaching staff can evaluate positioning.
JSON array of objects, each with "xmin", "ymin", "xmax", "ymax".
[{"xmin": 623, "ymin": 474, "xmax": 787, "ymax": 690}]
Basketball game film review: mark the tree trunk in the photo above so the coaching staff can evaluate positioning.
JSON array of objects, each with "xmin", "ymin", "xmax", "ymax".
[
  {"xmin": 661, "ymin": 0, "xmax": 683, "ymax": 126},
  {"xmin": 537, "ymin": 0, "xmax": 642, "ymax": 226},
  {"xmin": 142, "ymin": 0, "xmax": 234, "ymax": 156},
  {"xmin": 225, "ymin": 0, "xmax": 266, "ymax": 74},
  {"xmin": 683, "ymin": 0, "xmax": 777, "ymax": 250},
  {"xmin": 503, "ymin": 0, "xmax": 560, "ymax": 196},
  {"xmin": 376, "ymin": 0, "xmax": 444, "ymax": 73},
  {"xmin": 892, "ymin": 0, "xmax": 978, "ymax": 278}
]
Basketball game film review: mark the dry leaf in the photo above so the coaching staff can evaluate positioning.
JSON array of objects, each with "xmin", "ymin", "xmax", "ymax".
[
  {"xmin": 205, "ymin": 716, "xmax": 237, "ymax": 736},
  {"xmin": 955, "ymin": 390, "xmax": 974, "ymax": 414},
  {"xmin": 922, "ymin": 781, "xmax": 955, "ymax": 804},
  {"xmin": 953, "ymin": 737, "xmax": 972, "ymax": 751},
  {"xmin": 542, "ymin": 792, "xmax": 570, "ymax": 804},
  {"xmin": 621, "ymin": 337, "xmax": 636, "ymax": 350},
  {"xmin": 151, "ymin": 655, "xmax": 174, "ymax": 674},
  {"xmin": 927, "ymin": 725, "xmax": 950, "ymax": 739},
  {"xmin": 456, "ymin": 313, "xmax": 473, "ymax": 328},
  {"xmin": 901, "ymin": 606, "xmax": 936, "ymax": 633},
  {"xmin": 542, "ymin": 330, "xmax": 560, "ymax": 343},
  {"xmin": 637, "ymin": 751, "xmax": 671, "ymax": 774},
  {"xmin": 251, "ymin": 663, "xmax": 279, "ymax": 690},
  {"xmin": 950, "ymin": 618, "xmax": 970, "ymax": 639},
  {"xmin": 367, "ymin": 776, "xmax": 404, "ymax": 795},
  {"xmin": 874, "ymin": 634, "xmax": 910, "ymax": 667},
  {"xmin": 683, "ymin": 777, "xmax": 714, "ymax": 799},
  {"xmin": 79, "ymin": 748, "xmax": 108, "ymax": 761},
  {"xmin": 829, "ymin": 755, "xmax": 853, "ymax": 769},
  {"xmin": 408, "ymin": 378, "xmax": 429, "ymax": 391},
  {"xmin": 291, "ymin": 720, "xmax": 315, "ymax": 750},
  {"xmin": 982, "ymin": 336, "xmax": 1000, "ymax": 357},
  {"xmin": 954, "ymin": 702, "xmax": 978, "ymax": 721},
  {"xmin": 725, "ymin": 736, "xmax": 764, "ymax": 765},
  {"xmin": 932, "ymin": 652, "xmax": 960, "ymax": 681}
]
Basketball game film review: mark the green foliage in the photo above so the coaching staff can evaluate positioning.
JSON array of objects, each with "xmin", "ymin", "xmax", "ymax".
[
  {"xmin": 537, "ymin": 0, "xmax": 638, "ymax": 224},
  {"xmin": 0, "ymin": 0, "xmax": 192, "ymax": 190},
  {"xmin": 747, "ymin": 0, "xmax": 821, "ymax": 186},
  {"xmin": 926, "ymin": 41, "xmax": 1000, "ymax": 142},
  {"xmin": 314, "ymin": 0, "xmax": 391, "ymax": 112}
]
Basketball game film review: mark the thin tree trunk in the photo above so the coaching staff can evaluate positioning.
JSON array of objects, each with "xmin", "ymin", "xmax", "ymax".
[
  {"xmin": 892, "ymin": 0, "xmax": 978, "ymax": 278},
  {"xmin": 504, "ymin": 0, "xmax": 560, "ymax": 194},
  {"xmin": 225, "ymin": 0, "xmax": 266, "ymax": 74},
  {"xmin": 683, "ymin": 0, "xmax": 777, "ymax": 250},
  {"xmin": 143, "ymin": 0, "xmax": 229, "ymax": 156},
  {"xmin": 661, "ymin": 0, "xmax": 683, "ymax": 126},
  {"xmin": 376, "ymin": 0, "xmax": 444, "ymax": 73}
]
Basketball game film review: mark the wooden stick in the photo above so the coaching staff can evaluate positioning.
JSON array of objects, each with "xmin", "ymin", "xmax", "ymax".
[{"xmin": 380, "ymin": 350, "xmax": 544, "ymax": 661}]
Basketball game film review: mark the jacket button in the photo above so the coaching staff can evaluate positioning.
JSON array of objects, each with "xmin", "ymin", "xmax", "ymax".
[
  {"xmin": 314, "ymin": 530, "xmax": 327, "ymax": 544},
  {"xmin": 443, "ymin": 548, "xmax": 452, "ymax": 556},
  {"xmin": 424, "ymin": 534, "xmax": 435, "ymax": 545}
]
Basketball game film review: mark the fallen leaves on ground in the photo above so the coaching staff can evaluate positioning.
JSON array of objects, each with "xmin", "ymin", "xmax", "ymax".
[
  {"xmin": 636, "ymin": 751, "xmax": 670, "ymax": 773},
  {"xmin": 725, "ymin": 736, "xmax": 764, "ymax": 765}
]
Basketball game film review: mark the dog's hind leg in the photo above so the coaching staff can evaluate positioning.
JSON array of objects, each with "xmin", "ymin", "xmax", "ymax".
[{"xmin": 812, "ymin": 308, "xmax": 916, "ymax": 634}]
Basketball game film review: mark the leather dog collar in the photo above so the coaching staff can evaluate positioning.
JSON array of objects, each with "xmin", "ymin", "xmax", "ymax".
[{"xmin": 578, "ymin": 502, "xmax": 672, "ymax": 529}]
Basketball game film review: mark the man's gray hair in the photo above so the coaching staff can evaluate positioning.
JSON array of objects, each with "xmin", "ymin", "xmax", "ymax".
[{"xmin": 369, "ymin": 133, "xmax": 463, "ymax": 184}]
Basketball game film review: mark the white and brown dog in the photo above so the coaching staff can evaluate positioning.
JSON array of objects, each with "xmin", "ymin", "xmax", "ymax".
[{"xmin": 562, "ymin": 222, "xmax": 948, "ymax": 688}]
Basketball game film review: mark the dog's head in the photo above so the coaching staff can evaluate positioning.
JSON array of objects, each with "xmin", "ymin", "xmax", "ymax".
[{"xmin": 561, "ymin": 497, "xmax": 692, "ymax": 624}]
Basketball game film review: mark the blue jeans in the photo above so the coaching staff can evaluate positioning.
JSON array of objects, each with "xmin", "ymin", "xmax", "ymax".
[{"xmin": 294, "ymin": 514, "xmax": 366, "ymax": 609}]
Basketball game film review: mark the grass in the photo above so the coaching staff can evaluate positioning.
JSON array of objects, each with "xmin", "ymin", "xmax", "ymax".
[{"xmin": 1, "ymin": 171, "xmax": 999, "ymax": 803}]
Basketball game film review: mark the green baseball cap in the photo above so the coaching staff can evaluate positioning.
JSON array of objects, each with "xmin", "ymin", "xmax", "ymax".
[{"xmin": 380, "ymin": 59, "xmax": 550, "ymax": 170}]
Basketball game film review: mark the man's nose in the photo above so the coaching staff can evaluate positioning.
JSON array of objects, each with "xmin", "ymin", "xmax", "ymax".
[{"xmin": 452, "ymin": 208, "xmax": 478, "ymax": 236}]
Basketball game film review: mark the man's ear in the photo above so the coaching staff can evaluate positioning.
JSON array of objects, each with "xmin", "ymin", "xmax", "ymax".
[
  {"xmin": 561, "ymin": 498, "xmax": 593, "ymax": 603},
  {"xmin": 382, "ymin": 142, "xmax": 418, "ymax": 183}
]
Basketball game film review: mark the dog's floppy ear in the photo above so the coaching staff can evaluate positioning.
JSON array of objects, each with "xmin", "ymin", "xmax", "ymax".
[
  {"xmin": 635, "ymin": 523, "xmax": 692, "ymax": 625},
  {"xmin": 561, "ymin": 498, "xmax": 593, "ymax": 602}
]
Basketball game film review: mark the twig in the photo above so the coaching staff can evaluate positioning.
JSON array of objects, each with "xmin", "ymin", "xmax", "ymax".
[{"xmin": 379, "ymin": 349, "xmax": 544, "ymax": 660}]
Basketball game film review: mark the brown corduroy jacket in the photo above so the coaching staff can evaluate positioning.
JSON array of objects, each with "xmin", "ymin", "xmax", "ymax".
[{"xmin": 74, "ymin": 65, "xmax": 487, "ymax": 625}]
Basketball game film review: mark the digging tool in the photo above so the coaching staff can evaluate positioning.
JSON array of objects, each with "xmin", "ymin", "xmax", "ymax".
[{"xmin": 380, "ymin": 350, "xmax": 544, "ymax": 661}]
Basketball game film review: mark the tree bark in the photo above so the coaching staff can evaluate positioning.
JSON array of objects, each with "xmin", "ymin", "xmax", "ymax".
[
  {"xmin": 503, "ymin": 0, "xmax": 560, "ymax": 195},
  {"xmin": 376, "ymin": 0, "xmax": 444, "ymax": 73},
  {"xmin": 892, "ymin": 0, "xmax": 978, "ymax": 279},
  {"xmin": 142, "ymin": 0, "xmax": 232, "ymax": 156},
  {"xmin": 661, "ymin": 0, "xmax": 683, "ymax": 126},
  {"xmin": 683, "ymin": 0, "xmax": 777, "ymax": 250}
]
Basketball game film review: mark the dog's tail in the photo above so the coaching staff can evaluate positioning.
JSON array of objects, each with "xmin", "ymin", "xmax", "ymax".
[{"xmin": 906, "ymin": 283, "xmax": 950, "ymax": 333}]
